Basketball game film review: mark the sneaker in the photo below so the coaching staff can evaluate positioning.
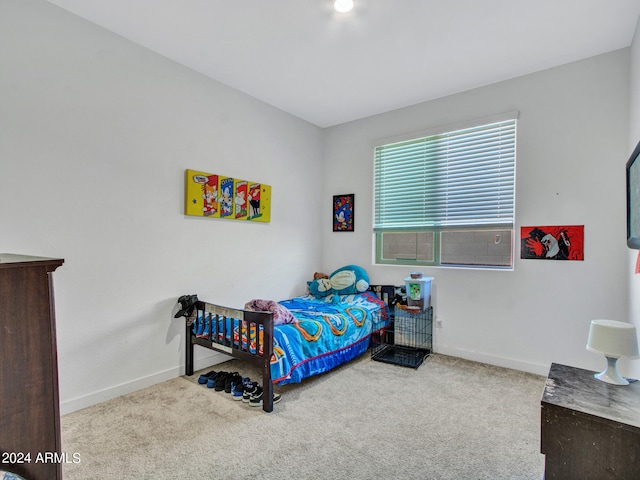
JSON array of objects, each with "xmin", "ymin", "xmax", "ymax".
[
  {"xmin": 198, "ymin": 370, "xmax": 217, "ymax": 385},
  {"xmin": 224, "ymin": 372, "xmax": 241, "ymax": 394},
  {"xmin": 231, "ymin": 377, "xmax": 251, "ymax": 401},
  {"xmin": 248, "ymin": 386, "xmax": 282, "ymax": 407},
  {"xmin": 212, "ymin": 371, "xmax": 229, "ymax": 391},
  {"xmin": 242, "ymin": 382, "xmax": 259, "ymax": 403},
  {"xmin": 206, "ymin": 371, "xmax": 223, "ymax": 389}
]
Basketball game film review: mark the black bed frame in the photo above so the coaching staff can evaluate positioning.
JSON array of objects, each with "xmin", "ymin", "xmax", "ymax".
[
  {"xmin": 184, "ymin": 285, "xmax": 400, "ymax": 413},
  {"xmin": 185, "ymin": 301, "xmax": 275, "ymax": 412}
]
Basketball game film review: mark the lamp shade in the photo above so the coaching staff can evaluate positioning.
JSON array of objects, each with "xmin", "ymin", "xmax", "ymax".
[{"xmin": 586, "ymin": 320, "xmax": 640, "ymax": 359}]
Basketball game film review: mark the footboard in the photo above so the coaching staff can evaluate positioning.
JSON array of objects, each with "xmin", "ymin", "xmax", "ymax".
[{"xmin": 185, "ymin": 301, "xmax": 275, "ymax": 412}]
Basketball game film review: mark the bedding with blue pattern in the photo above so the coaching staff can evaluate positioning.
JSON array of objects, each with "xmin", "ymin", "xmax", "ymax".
[{"xmin": 272, "ymin": 292, "xmax": 388, "ymax": 384}]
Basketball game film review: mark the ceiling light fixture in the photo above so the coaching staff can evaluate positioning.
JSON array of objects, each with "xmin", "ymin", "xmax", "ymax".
[{"xmin": 334, "ymin": 0, "xmax": 354, "ymax": 13}]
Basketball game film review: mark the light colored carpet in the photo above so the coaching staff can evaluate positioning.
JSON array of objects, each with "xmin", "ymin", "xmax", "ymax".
[{"xmin": 61, "ymin": 354, "xmax": 546, "ymax": 480}]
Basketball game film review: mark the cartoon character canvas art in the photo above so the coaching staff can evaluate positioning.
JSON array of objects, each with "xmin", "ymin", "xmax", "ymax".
[
  {"xmin": 333, "ymin": 194, "xmax": 354, "ymax": 232},
  {"xmin": 219, "ymin": 177, "xmax": 234, "ymax": 218},
  {"xmin": 235, "ymin": 181, "xmax": 248, "ymax": 219},
  {"xmin": 248, "ymin": 183, "xmax": 261, "ymax": 219},
  {"xmin": 521, "ymin": 225, "xmax": 584, "ymax": 260},
  {"xmin": 191, "ymin": 174, "xmax": 219, "ymax": 217},
  {"xmin": 185, "ymin": 169, "xmax": 271, "ymax": 222}
]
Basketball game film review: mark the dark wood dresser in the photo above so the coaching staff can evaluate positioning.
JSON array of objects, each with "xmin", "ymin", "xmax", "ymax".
[
  {"xmin": 0, "ymin": 254, "xmax": 64, "ymax": 480},
  {"xmin": 541, "ymin": 362, "xmax": 640, "ymax": 479}
]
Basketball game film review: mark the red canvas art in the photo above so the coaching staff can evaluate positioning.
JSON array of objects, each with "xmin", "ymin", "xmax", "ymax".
[{"xmin": 520, "ymin": 225, "xmax": 584, "ymax": 261}]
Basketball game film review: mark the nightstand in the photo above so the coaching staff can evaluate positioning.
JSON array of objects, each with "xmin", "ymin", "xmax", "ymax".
[{"xmin": 541, "ymin": 362, "xmax": 640, "ymax": 479}]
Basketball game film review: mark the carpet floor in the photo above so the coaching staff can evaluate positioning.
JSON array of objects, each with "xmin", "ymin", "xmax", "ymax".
[{"xmin": 61, "ymin": 353, "xmax": 546, "ymax": 480}]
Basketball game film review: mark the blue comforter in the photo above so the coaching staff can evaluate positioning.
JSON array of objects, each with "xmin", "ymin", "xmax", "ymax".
[{"xmin": 272, "ymin": 292, "xmax": 389, "ymax": 384}]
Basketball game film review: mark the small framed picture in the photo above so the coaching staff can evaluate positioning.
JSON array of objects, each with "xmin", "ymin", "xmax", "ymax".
[{"xmin": 333, "ymin": 194, "xmax": 354, "ymax": 232}]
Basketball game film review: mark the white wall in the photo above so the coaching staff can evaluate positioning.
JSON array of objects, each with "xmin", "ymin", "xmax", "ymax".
[
  {"xmin": 0, "ymin": 0, "xmax": 324, "ymax": 413},
  {"xmin": 323, "ymin": 50, "xmax": 631, "ymax": 376},
  {"xmin": 628, "ymin": 17, "xmax": 640, "ymax": 380}
]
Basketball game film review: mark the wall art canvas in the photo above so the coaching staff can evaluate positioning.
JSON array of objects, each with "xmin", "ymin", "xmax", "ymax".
[
  {"xmin": 185, "ymin": 169, "xmax": 271, "ymax": 223},
  {"xmin": 333, "ymin": 194, "xmax": 354, "ymax": 232},
  {"xmin": 520, "ymin": 225, "xmax": 584, "ymax": 260}
]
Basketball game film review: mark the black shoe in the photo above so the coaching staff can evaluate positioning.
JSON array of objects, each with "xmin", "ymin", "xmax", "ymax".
[
  {"xmin": 198, "ymin": 370, "xmax": 217, "ymax": 385},
  {"xmin": 214, "ymin": 372, "xmax": 229, "ymax": 391},
  {"xmin": 206, "ymin": 372, "xmax": 222, "ymax": 389},
  {"xmin": 232, "ymin": 377, "xmax": 251, "ymax": 401},
  {"xmin": 248, "ymin": 386, "xmax": 281, "ymax": 407},
  {"xmin": 242, "ymin": 382, "xmax": 259, "ymax": 403},
  {"xmin": 225, "ymin": 372, "xmax": 242, "ymax": 394}
]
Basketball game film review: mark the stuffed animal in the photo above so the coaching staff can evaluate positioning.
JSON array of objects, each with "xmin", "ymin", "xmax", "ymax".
[
  {"xmin": 308, "ymin": 277, "xmax": 333, "ymax": 298},
  {"xmin": 308, "ymin": 265, "xmax": 369, "ymax": 298}
]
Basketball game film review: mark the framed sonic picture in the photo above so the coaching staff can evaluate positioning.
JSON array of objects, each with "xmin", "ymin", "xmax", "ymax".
[{"xmin": 333, "ymin": 194, "xmax": 354, "ymax": 232}]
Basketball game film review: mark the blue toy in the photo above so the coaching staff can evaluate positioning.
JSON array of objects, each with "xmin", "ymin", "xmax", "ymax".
[
  {"xmin": 308, "ymin": 265, "xmax": 369, "ymax": 298},
  {"xmin": 308, "ymin": 277, "xmax": 333, "ymax": 298}
]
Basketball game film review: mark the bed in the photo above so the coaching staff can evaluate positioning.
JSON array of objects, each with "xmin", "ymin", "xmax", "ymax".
[{"xmin": 183, "ymin": 284, "xmax": 395, "ymax": 412}]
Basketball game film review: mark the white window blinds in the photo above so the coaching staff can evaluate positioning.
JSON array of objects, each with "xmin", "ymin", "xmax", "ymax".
[{"xmin": 374, "ymin": 118, "xmax": 516, "ymax": 231}]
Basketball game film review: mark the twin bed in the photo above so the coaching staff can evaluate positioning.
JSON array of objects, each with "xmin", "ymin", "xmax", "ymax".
[{"xmin": 183, "ymin": 284, "xmax": 396, "ymax": 412}]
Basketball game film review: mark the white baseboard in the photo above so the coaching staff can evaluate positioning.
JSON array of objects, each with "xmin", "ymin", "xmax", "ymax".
[
  {"xmin": 434, "ymin": 345, "xmax": 549, "ymax": 377},
  {"xmin": 60, "ymin": 351, "xmax": 231, "ymax": 415}
]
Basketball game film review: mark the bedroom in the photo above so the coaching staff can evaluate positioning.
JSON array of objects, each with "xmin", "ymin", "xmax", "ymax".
[{"xmin": 1, "ymin": 0, "xmax": 640, "ymax": 476}]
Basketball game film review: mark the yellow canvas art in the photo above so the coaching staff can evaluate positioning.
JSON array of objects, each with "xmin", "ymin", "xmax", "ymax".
[{"xmin": 185, "ymin": 169, "xmax": 271, "ymax": 223}]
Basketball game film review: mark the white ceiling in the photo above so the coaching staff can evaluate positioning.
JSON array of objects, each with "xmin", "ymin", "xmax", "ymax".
[{"xmin": 45, "ymin": 0, "xmax": 640, "ymax": 128}]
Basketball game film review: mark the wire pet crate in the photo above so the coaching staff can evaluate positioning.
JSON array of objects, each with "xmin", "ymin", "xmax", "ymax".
[{"xmin": 372, "ymin": 306, "xmax": 432, "ymax": 369}]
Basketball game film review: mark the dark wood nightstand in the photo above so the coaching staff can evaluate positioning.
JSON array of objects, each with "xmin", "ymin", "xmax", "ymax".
[{"xmin": 541, "ymin": 362, "xmax": 640, "ymax": 479}]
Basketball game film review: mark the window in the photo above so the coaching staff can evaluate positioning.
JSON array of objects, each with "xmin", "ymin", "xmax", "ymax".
[{"xmin": 374, "ymin": 114, "xmax": 517, "ymax": 269}]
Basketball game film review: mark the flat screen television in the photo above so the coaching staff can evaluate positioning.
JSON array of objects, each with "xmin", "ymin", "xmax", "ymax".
[{"xmin": 627, "ymin": 139, "xmax": 640, "ymax": 248}]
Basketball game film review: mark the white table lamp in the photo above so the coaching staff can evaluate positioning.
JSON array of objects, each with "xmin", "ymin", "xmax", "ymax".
[{"xmin": 586, "ymin": 319, "xmax": 640, "ymax": 385}]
